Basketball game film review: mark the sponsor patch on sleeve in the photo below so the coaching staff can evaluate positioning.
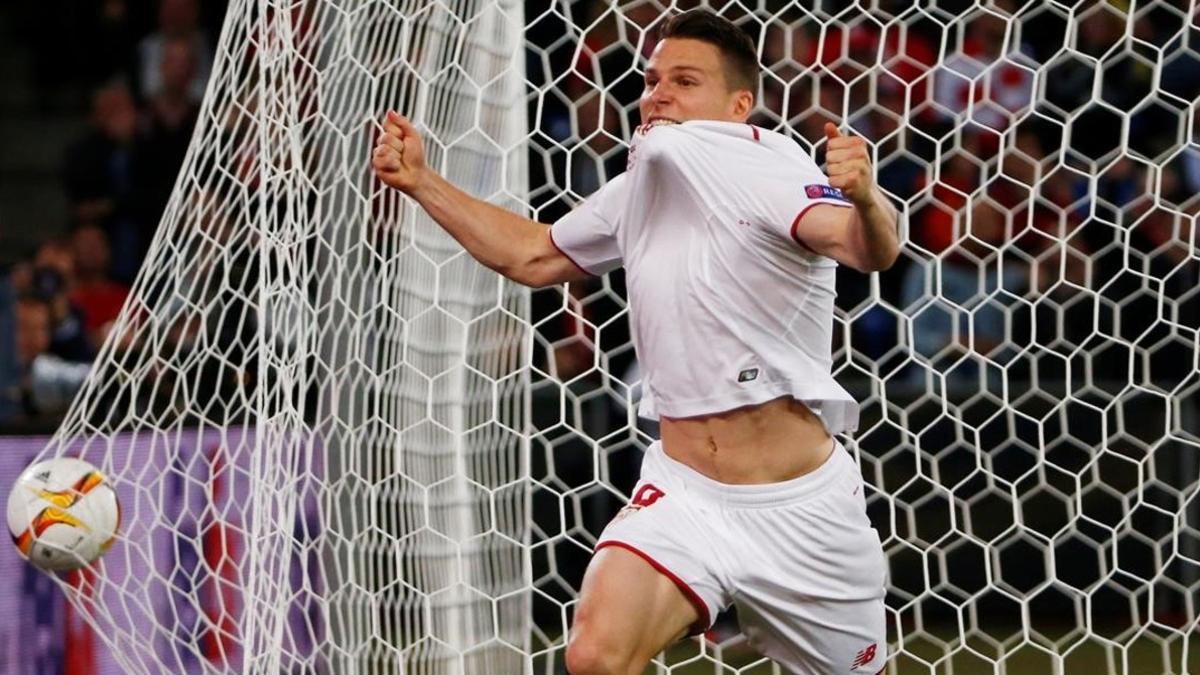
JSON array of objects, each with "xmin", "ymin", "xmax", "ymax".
[{"xmin": 805, "ymin": 184, "xmax": 851, "ymax": 202}]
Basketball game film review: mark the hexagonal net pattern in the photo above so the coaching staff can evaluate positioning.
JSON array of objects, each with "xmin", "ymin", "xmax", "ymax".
[
  {"xmin": 27, "ymin": 0, "xmax": 1200, "ymax": 673},
  {"xmin": 42, "ymin": 0, "xmax": 531, "ymax": 672}
]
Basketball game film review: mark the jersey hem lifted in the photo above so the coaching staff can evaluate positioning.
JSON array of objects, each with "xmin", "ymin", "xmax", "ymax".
[{"xmin": 643, "ymin": 378, "xmax": 859, "ymax": 434}]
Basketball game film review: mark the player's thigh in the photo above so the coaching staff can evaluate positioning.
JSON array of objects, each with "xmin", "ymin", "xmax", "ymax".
[{"xmin": 566, "ymin": 546, "xmax": 699, "ymax": 674}]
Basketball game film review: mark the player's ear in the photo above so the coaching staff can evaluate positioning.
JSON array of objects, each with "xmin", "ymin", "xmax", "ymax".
[{"xmin": 732, "ymin": 89, "xmax": 753, "ymax": 120}]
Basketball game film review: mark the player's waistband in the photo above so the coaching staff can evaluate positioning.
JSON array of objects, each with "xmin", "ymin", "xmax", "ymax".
[{"xmin": 643, "ymin": 438, "xmax": 854, "ymax": 509}]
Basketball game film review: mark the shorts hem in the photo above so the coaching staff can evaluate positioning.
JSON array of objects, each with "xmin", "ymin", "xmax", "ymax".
[{"xmin": 595, "ymin": 540, "xmax": 713, "ymax": 636}]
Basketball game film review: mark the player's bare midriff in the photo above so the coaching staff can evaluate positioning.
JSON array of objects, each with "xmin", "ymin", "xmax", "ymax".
[{"xmin": 659, "ymin": 396, "xmax": 835, "ymax": 485}]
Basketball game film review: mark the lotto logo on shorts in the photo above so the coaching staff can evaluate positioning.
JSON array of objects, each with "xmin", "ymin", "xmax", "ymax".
[
  {"xmin": 805, "ymin": 184, "xmax": 851, "ymax": 202},
  {"xmin": 851, "ymin": 643, "xmax": 877, "ymax": 669}
]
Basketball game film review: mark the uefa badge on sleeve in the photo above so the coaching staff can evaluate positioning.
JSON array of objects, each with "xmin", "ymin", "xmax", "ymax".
[{"xmin": 805, "ymin": 184, "xmax": 851, "ymax": 202}]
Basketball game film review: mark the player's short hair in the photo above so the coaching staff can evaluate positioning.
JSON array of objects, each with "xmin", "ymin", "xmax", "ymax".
[{"xmin": 658, "ymin": 10, "xmax": 760, "ymax": 95}]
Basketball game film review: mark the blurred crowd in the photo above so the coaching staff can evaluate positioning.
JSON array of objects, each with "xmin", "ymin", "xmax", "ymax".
[
  {"xmin": 0, "ymin": 0, "xmax": 224, "ymax": 427},
  {"xmin": 527, "ymin": 0, "xmax": 1200, "ymax": 399},
  {"xmin": 3, "ymin": 0, "xmax": 1200, "ymax": 431}
]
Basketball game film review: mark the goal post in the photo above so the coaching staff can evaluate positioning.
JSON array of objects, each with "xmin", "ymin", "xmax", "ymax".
[
  {"xmin": 23, "ymin": 0, "xmax": 1200, "ymax": 674},
  {"xmin": 50, "ymin": 0, "xmax": 533, "ymax": 672}
]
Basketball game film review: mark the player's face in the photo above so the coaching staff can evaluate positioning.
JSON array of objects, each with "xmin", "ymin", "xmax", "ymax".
[{"xmin": 640, "ymin": 38, "xmax": 751, "ymax": 125}]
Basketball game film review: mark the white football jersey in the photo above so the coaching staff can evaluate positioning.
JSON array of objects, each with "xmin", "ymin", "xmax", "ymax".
[{"xmin": 549, "ymin": 121, "xmax": 859, "ymax": 434}]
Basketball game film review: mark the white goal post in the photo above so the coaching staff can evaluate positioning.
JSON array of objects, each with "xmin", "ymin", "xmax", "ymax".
[{"xmin": 28, "ymin": 0, "xmax": 1200, "ymax": 673}]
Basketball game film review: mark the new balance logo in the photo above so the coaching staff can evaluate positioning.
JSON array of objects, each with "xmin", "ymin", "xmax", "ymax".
[
  {"xmin": 613, "ymin": 484, "xmax": 666, "ymax": 523},
  {"xmin": 851, "ymin": 643, "xmax": 877, "ymax": 669},
  {"xmin": 631, "ymin": 484, "xmax": 665, "ymax": 508},
  {"xmin": 737, "ymin": 368, "xmax": 759, "ymax": 383}
]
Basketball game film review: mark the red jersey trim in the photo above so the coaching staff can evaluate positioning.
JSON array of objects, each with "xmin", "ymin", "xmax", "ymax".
[
  {"xmin": 789, "ymin": 201, "xmax": 854, "ymax": 255},
  {"xmin": 547, "ymin": 227, "xmax": 596, "ymax": 277},
  {"xmin": 595, "ymin": 540, "xmax": 711, "ymax": 636},
  {"xmin": 747, "ymin": 124, "xmax": 760, "ymax": 141}
]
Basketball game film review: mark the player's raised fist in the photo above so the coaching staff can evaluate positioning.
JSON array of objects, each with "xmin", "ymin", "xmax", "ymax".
[
  {"xmin": 822, "ymin": 122, "xmax": 875, "ymax": 207},
  {"xmin": 373, "ymin": 110, "xmax": 428, "ymax": 194}
]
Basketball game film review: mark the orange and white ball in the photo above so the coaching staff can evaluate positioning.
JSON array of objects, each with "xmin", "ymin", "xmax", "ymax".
[{"xmin": 6, "ymin": 458, "xmax": 120, "ymax": 572}]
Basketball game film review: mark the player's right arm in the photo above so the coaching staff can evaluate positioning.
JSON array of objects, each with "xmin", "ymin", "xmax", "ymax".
[{"xmin": 372, "ymin": 111, "xmax": 586, "ymax": 288}]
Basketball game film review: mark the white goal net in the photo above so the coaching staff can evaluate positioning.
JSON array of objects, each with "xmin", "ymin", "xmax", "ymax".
[{"xmin": 27, "ymin": 0, "xmax": 1200, "ymax": 673}]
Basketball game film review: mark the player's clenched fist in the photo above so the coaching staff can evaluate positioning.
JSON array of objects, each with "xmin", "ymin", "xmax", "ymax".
[
  {"xmin": 823, "ymin": 122, "xmax": 875, "ymax": 207},
  {"xmin": 373, "ymin": 110, "xmax": 427, "ymax": 194}
]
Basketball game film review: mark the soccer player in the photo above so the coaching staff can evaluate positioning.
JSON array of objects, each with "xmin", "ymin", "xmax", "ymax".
[{"xmin": 372, "ymin": 9, "xmax": 897, "ymax": 674}]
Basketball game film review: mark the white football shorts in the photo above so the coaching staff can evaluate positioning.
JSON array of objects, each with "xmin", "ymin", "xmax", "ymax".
[{"xmin": 595, "ymin": 440, "xmax": 887, "ymax": 675}]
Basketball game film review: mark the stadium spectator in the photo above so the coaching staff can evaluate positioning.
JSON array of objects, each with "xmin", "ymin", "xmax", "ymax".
[
  {"xmin": 63, "ymin": 80, "xmax": 147, "ymax": 283},
  {"xmin": 137, "ymin": 0, "xmax": 213, "ymax": 103},
  {"xmin": 931, "ymin": 13, "xmax": 1034, "ymax": 133},
  {"xmin": 900, "ymin": 132, "xmax": 1026, "ymax": 367},
  {"xmin": 85, "ymin": 0, "xmax": 142, "ymax": 88},
  {"xmin": 13, "ymin": 295, "xmax": 53, "ymax": 393},
  {"xmin": 12, "ymin": 295, "xmax": 91, "ymax": 419},
  {"xmin": 30, "ymin": 239, "xmax": 93, "ymax": 363},
  {"xmin": 138, "ymin": 35, "xmax": 204, "ymax": 221},
  {"xmin": 70, "ymin": 224, "xmax": 131, "ymax": 352}
]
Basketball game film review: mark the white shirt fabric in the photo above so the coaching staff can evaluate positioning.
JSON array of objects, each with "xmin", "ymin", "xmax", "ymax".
[{"xmin": 550, "ymin": 121, "xmax": 860, "ymax": 434}]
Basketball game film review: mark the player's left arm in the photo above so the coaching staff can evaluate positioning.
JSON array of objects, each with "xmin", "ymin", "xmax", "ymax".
[{"xmin": 792, "ymin": 123, "xmax": 900, "ymax": 273}]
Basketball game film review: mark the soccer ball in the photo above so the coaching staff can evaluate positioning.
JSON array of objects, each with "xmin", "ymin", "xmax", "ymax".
[{"xmin": 6, "ymin": 458, "xmax": 121, "ymax": 572}]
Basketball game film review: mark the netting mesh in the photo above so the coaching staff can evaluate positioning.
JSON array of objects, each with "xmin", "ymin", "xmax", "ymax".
[{"xmin": 26, "ymin": 0, "xmax": 1200, "ymax": 673}]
